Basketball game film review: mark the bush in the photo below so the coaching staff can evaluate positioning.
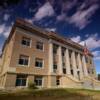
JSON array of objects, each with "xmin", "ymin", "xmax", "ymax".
[{"xmin": 28, "ymin": 82, "xmax": 38, "ymax": 89}]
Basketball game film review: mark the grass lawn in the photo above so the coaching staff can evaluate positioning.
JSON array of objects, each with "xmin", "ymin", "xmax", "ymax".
[{"xmin": 0, "ymin": 88, "xmax": 100, "ymax": 100}]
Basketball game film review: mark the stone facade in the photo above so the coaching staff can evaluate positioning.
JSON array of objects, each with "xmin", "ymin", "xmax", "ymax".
[{"xmin": 0, "ymin": 19, "xmax": 100, "ymax": 90}]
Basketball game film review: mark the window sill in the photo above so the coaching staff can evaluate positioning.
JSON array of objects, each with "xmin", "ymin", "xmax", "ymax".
[
  {"xmin": 17, "ymin": 64, "xmax": 29, "ymax": 67},
  {"xmin": 35, "ymin": 66, "xmax": 44, "ymax": 69}
]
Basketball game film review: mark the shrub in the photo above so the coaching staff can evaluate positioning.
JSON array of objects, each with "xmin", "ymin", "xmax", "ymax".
[{"xmin": 28, "ymin": 82, "xmax": 38, "ymax": 89}]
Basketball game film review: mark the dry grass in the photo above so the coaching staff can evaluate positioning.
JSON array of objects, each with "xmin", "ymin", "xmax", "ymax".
[{"xmin": 0, "ymin": 88, "xmax": 100, "ymax": 100}]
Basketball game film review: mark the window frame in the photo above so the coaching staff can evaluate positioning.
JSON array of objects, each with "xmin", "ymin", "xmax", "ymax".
[
  {"xmin": 56, "ymin": 79, "xmax": 60, "ymax": 86},
  {"xmin": 63, "ymin": 68, "xmax": 66, "ymax": 74},
  {"xmin": 34, "ymin": 76, "xmax": 43, "ymax": 86},
  {"xmin": 21, "ymin": 37, "xmax": 31, "ymax": 47},
  {"xmin": 18, "ymin": 55, "xmax": 29, "ymax": 66},
  {"xmin": 15, "ymin": 74, "xmax": 27, "ymax": 87},
  {"xmin": 35, "ymin": 58, "xmax": 44, "ymax": 68},
  {"xmin": 36, "ymin": 41, "xmax": 44, "ymax": 51}
]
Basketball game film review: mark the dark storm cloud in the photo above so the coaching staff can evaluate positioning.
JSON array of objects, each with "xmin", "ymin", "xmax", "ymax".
[{"xmin": 0, "ymin": 0, "xmax": 21, "ymax": 9}]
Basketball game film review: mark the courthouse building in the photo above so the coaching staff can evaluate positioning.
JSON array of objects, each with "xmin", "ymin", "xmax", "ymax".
[{"xmin": 0, "ymin": 19, "xmax": 100, "ymax": 89}]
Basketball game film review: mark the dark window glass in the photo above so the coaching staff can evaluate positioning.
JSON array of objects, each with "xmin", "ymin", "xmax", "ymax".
[
  {"xmin": 56, "ymin": 79, "xmax": 60, "ymax": 85},
  {"xmin": 34, "ymin": 76, "xmax": 42, "ymax": 86},
  {"xmin": 35, "ymin": 58, "xmax": 43, "ymax": 68},
  {"xmin": 53, "ymin": 64, "xmax": 57, "ymax": 73},
  {"xmin": 18, "ymin": 55, "xmax": 29, "ymax": 66},
  {"xmin": 19, "ymin": 59, "xmax": 24, "ymax": 65},
  {"xmin": 16, "ymin": 75, "xmax": 27, "ymax": 86},
  {"xmin": 63, "ymin": 68, "xmax": 66, "ymax": 74},
  {"xmin": 77, "ymin": 71, "xmax": 80, "ymax": 80},
  {"xmin": 53, "ymin": 64, "xmax": 57, "ymax": 69},
  {"xmin": 62, "ymin": 52, "xmax": 65, "ymax": 56},
  {"xmin": 71, "ymin": 69, "xmax": 73, "ymax": 75},
  {"xmin": 21, "ymin": 37, "xmax": 31, "ymax": 46},
  {"xmin": 36, "ymin": 42, "xmax": 43, "ymax": 50},
  {"xmin": 53, "ymin": 49, "xmax": 57, "ymax": 54}
]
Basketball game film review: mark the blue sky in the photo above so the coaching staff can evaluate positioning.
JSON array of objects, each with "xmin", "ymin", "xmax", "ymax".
[{"xmin": 0, "ymin": 0, "xmax": 100, "ymax": 73}]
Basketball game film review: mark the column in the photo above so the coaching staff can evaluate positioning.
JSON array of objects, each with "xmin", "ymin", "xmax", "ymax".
[
  {"xmin": 72, "ymin": 51, "xmax": 77, "ymax": 78},
  {"xmin": 82, "ymin": 56, "xmax": 88, "ymax": 76},
  {"xmin": 91, "ymin": 59, "xmax": 96, "ymax": 78},
  {"xmin": 58, "ymin": 46, "xmax": 62, "ymax": 74},
  {"xmin": 77, "ymin": 53, "xmax": 83, "ymax": 79},
  {"xmin": 48, "ymin": 41, "xmax": 53, "ymax": 73},
  {"xmin": 65, "ymin": 48, "xmax": 71, "ymax": 75}
]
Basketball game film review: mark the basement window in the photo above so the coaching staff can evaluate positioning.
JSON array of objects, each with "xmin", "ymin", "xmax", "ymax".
[
  {"xmin": 15, "ymin": 74, "xmax": 27, "ymax": 86},
  {"xmin": 34, "ymin": 76, "xmax": 43, "ymax": 86},
  {"xmin": 56, "ymin": 77, "xmax": 60, "ymax": 85}
]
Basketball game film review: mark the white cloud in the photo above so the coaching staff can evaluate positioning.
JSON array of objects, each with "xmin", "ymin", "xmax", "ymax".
[
  {"xmin": 55, "ymin": 0, "xmax": 99, "ymax": 29},
  {"xmin": 79, "ymin": 34, "xmax": 100, "ymax": 50},
  {"xmin": 71, "ymin": 34, "xmax": 100, "ymax": 61},
  {"xmin": 57, "ymin": 13, "xmax": 66, "ymax": 21},
  {"xmin": 25, "ymin": 18, "xmax": 33, "ymax": 24},
  {"xmin": 68, "ymin": 4, "xmax": 99, "ymax": 29},
  {"xmin": 3, "ymin": 26, "xmax": 11, "ymax": 37},
  {"xmin": 46, "ymin": 28, "xmax": 56, "ymax": 32},
  {"xmin": 4, "ymin": 14, "xmax": 10, "ymax": 21},
  {"xmin": 92, "ymin": 51, "xmax": 100, "ymax": 57},
  {"xmin": 0, "ymin": 24, "xmax": 5, "ymax": 34},
  {"xmin": 34, "ymin": 2, "xmax": 54, "ymax": 21},
  {"xmin": 71, "ymin": 34, "xmax": 100, "ymax": 50},
  {"xmin": 94, "ymin": 57, "xmax": 100, "ymax": 60},
  {"xmin": 56, "ymin": 0, "xmax": 77, "ymax": 22},
  {"xmin": 0, "ymin": 24, "xmax": 11, "ymax": 38},
  {"xmin": 92, "ymin": 51, "xmax": 100, "ymax": 60},
  {"xmin": 71, "ymin": 36, "xmax": 81, "ymax": 43}
]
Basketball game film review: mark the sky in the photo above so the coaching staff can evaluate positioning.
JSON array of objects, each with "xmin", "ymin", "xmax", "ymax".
[{"xmin": 0, "ymin": 0, "xmax": 100, "ymax": 73}]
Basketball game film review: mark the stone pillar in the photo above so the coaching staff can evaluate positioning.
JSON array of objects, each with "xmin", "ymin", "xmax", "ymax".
[
  {"xmin": 72, "ymin": 51, "xmax": 77, "ymax": 78},
  {"xmin": 65, "ymin": 49, "xmax": 71, "ymax": 75},
  {"xmin": 77, "ymin": 53, "xmax": 83, "ymax": 79},
  {"xmin": 82, "ymin": 56, "xmax": 88, "ymax": 76},
  {"xmin": 91, "ymin": 59, "xmax": 96, "ymax": 78},
  {"xmin": 58, "ymin": 46, "xmax": 62, "ymax": 74},
  {"xmin": 48, "ymin": 41, "xmax": 53, "ymax": 74}
]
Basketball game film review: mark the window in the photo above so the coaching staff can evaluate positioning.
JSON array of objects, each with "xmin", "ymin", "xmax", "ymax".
[
  {"xmin": 36, "ymin": 41, "xmax": 43, "ymax": 50},
  {"xmin": 90, "ymin": 60, "xmax": 92, "ymax": 64},
  {"xmin": 53, "ymin": 64, "xmax": 57, "ymax": 69},
  {"xmin": 71, "ymin": 69, "xmax": 73, "ymax": 75},
  {"xmin": 63, "ymin": 63, "xmax": 65, "ymax": 67},
  {"xmin": 56, "ymin": 77, "xmax": 60, "ymax": 85},
  {"xmin": 62, "ymin": 52, "xmax": 65, "ymax": 56},
  {"xmin": 35, "ymin": 58, "xmax": 43, "ymax": 68},
  {"xmin": 21, "ymin": 37, "xmax": 31, "ymax": 47},
  {"xmin": 15, "ymin": 74, "xmax": 27, "ymax": 86},
  {"xmin": 18, "ymin": 55, "xmax": 29, "ymax": 66},
  {"xmin": 77, "ymin": 71, "xmax": 80, "ymax": 80},
  {"xmin": 53, "ymin": 64, "xmax": 57, "ymax": 73},
  {"xmin": 63, "ymin": 68, "xmax": 66, "ymax": 74},
  {"xmin": 53, "ymin": 44, "xmax": 58, "ymax": 54},
  {"xmin": 34, "ymin": 76, "xmax": 43, "ymax": 86}
]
